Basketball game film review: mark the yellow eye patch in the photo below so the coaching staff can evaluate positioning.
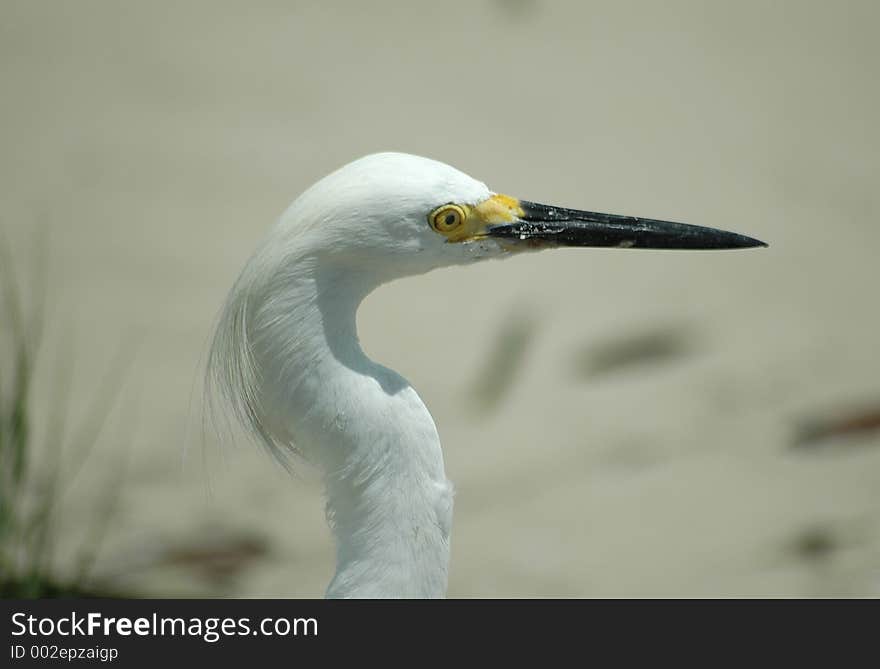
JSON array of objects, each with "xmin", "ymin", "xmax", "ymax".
[
  {"xmin": 472, "ymin": 193, "xmax": 524, "ymax": 225},
  {"xmin": 427, "ymin": 194, "xmax": 524, "ymax": 243}
]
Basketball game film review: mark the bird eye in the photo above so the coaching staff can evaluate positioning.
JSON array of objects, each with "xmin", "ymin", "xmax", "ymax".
[{"xmin": 429, "ymin": 205, "xmax": 465, "ymax": 233}]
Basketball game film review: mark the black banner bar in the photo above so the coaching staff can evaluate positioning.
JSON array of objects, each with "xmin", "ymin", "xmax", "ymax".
[{"xmin": 1, "ymin": 598, "xmax": 875, "ymax": 665}]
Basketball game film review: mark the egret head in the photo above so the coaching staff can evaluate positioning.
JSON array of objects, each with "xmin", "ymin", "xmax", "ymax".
[
  {"xmin": 208, "ymin": 151, "xmax": 766, "ymax": 473},
  {"xmin": 273, "ymin": 152, "xmax": 765, "ymax": 283}
]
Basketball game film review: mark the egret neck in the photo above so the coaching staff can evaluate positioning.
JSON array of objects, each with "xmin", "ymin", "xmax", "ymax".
[{"xmin": 260, "ymin": 258, "xmax": 453, "ymax": 598}]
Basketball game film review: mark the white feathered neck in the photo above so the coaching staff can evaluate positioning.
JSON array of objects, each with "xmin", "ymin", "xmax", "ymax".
[{"xmin": 206, "ymin": 213, "xmax": 455, "ymax": 599}]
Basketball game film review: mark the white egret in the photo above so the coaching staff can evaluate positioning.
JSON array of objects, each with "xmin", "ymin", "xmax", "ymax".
[{"xmin": 206, "ymin": 152, "xmax": 765, "ymax": 598}]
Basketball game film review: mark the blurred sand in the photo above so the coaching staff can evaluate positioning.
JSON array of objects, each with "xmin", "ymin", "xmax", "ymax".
[{"xmin": 1, "ymin": 0, "xmax": 879, "ymax": 596}]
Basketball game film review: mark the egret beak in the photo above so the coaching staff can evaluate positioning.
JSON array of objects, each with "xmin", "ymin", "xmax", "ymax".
[{"xmin": 486, "ymin": 200, "xmax": 767, "ymax": 250}]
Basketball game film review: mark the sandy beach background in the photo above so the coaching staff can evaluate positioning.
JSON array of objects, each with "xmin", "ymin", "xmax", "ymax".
[{"xmin": 1, "ymin": 0, "xmax": 878, "ymax": 597}]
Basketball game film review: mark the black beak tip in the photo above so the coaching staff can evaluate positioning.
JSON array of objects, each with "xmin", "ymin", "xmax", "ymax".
[{"xmin": 732, "ymin": 234, "xmax": 768, "ymax": 249}]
